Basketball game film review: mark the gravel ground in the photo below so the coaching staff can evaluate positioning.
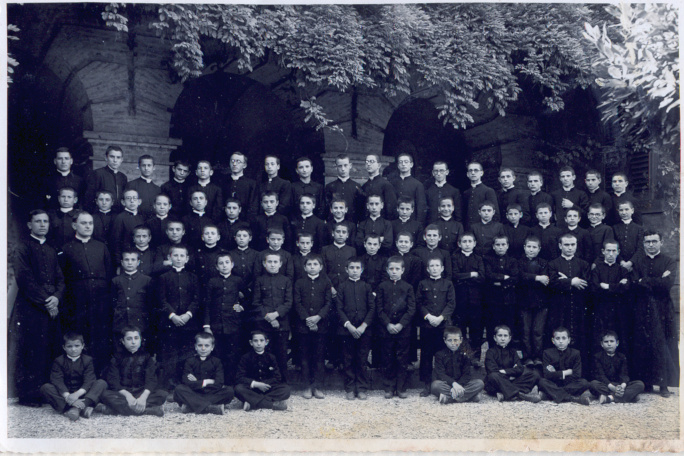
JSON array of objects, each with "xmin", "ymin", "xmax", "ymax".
[{"xmin": 7, "ymin": 388, "xmax": 679, "ymax": 441}]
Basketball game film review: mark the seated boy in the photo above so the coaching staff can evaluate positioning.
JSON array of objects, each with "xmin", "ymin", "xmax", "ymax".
[
  {"xmin": 173, "ymin": 331, "xmax": 235, "ymax": 414},
  {"xmin": 99, "ymin": 326, "xmax": 168, "ymax": 416},
  {"xmin": 40, "ymin": 332, "xmax": 108, "ymax": 420},
  {"xmin": 430, "ymin": 326, "xmax": 484, "ymax": 403},
  {"xmin": 538, "ymin": 327, "xmax": 591, "ymax": 405},
  {"xmin": 234, "ymin": 330, "xmax": 291, "ymax": 411},
  {"xmin": 377, "ymin": 256, "xmax": 416, "ymax": 399},
  {"xmin": 484, "ymin": 325, "xmax": 540, "ymax": 403},
  {"xmin": 589, "ymin": 330, "xmax": 644, "ymax": 404}
]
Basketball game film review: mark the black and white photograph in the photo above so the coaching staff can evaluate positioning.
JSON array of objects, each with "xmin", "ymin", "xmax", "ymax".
[{"xmin": 3, "ymin": 2, "xmax": 680, "ymax": 452}]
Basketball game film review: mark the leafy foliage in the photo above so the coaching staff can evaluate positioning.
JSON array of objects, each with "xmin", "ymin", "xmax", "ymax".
[
  {"xmin": 7, "ymin": 24, "xmax": 20, "ymax": 86},
  {"xmin": 102, "ymin": 3, "xmax": 594, "ymax": 132}
]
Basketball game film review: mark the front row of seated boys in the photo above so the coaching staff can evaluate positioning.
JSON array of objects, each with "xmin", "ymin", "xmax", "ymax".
[{"xmin": 40, "ymin": 323, "xmax": 642, "ymax": 421}]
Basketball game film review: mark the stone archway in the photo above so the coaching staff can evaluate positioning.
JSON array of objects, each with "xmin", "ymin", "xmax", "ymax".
[{"xmin": 169, "ymin": 72, "xmax": 325, "ymax": 183}]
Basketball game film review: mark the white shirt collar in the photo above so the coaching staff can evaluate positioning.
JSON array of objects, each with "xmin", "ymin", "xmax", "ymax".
[
  {"xmin": 66, "ymin": 355, "xmax": 81, "ymax": 362},
  {"xmin": 173, "ymin": 266, "xmax": 185, "ymax": 272},
  {"xmin": 567, "ymin": 225, "xmax": 578, "ymax": 231},
  {"xmin": 198, "ymin": 179, "xmax": 210, "ymax": 187},
  {"xmin": 434, "ymin": 181, "xmax": 446, "ymax": 188},
  {"xmin": 57, "ymin": 170, "xmax": 71, "ymax": 177},
  {"xmin": 338, "ymin": 176, "xmax": 350, "ymax": 183},
  {"xmin": 75, "ymin": 235, "xmax": 91, "ymax": 243},
  {"xmin": 30, "ymin": 234, "xmax": 46, "ymax": 244},
  {"xmin": 140, "ymin": 176, "xmax": 153, "ymax": 184},
  {"xmin": 621, "ymin": 219, "xmax": 632, "ymax": 225},
  {"xmin": 369, "ymin": 215, "xmax": 380, "ymax": 221},
  {"xmin": 398, "ymin": 216, "xmax": 410, "ymax": 223},
  {"xmin": 125, "ymin": 209, "xmax": 138, "ymax": 216},
  {"xmin": 99, "ymin": 209, "xmax": 111, "ymax": 215},
  {"xmin": 562, "ymin": 185, "xmax": 575, "ymax": 191},
  {"xmin": 561, "ymin": 254, "xmax": 574, "ymax": 261},
  {"xmin": 174, "ymin": 177, "xmax": 186, "ymax": 184},
  {"xmin": 156, "ymin": 214, "xmax": 168, "ymax": 220},
  {"xmin": 308, "ymin": 274, "xmax": 320, "ymax": 280},
  {"xmin": 60, "ymin": 207, "xmax": 73, "ymax": 213},
  {"xmin": 538, "ymin": 222, "xmax": 550, "ymax": 228},
  {"xmin": 440, "ymin": 216, "xmax": 452, "ymax": 222},
  {"xmin": 221, "ymin": 272, "xmax": 232, "ymax": 278},
  {"xmin": 348, "ymin": 277, "xmax": 360, "ymax": 282},
  {"xmin": 124, "ymin": 270, "xmax": 137, "ymax": 276},
  {"xmin": 301, "ymin": 213, "xmax": 312, "ymax": 219},
  {"xmin": 614, "ymin": 190, "xmax": 625, "ymax": 197},
  {"xmin": 193, "ymin": 210, "xmax": 205, "ymax": 216},
  {"xmin": 590, "ymin": 222, "xmax": 602, "ymax": 228},
  {"xmin": 334, "ymin": 242, "xmax": 346, "ymax": 248},
  {"xmin": 470, "ymin": 181, "xmax": 482, "ymax": 188},
  {"xmin": 136, "ymin": 245, "xmax": 149, "ymax": 252},
  {"xmin": 604, "ymin": 259, "xmax": 616, "ymax": 266},
  {"xmin": 646, "ymin": 251, "xmax": 660, "ymax": 259},
  {"xmin": 232, "ymin": 172, "xmax": 244, "ymax": 180}
]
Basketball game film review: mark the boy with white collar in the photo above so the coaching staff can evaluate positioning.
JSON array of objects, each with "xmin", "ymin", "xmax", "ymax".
[
  {"xmin": 259, "ymin": 154, "xmax": 292, "ymax": 215},
  {"xmin": 462, "ymin": 161, "xmax": 498, "ymax": 230},
  {"xmin": 125, "ymin": 155, "xmax": 161, "ymax": 217},
  {"xmin": 425, "ymin": 161, "xmax": 461, "ymax": 224},
  {"xmin": 389, "ymin": 153, "xmax": 427, "ymax": 224},
  {"xmin": 551, "ymin": 166, "xmax": 589, "ymax": 228},
  {"xmin": 188, "ymin": 160, "xmax": 223, "ymax": 221},
  {"xmin": 111, "ymin": 189, "xmax": 144, "ymax": 262}
]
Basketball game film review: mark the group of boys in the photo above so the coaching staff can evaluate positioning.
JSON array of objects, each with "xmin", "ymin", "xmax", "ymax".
[{"xmin": 11, "ymin": 145, "xmax": 676, "ymax": 420}]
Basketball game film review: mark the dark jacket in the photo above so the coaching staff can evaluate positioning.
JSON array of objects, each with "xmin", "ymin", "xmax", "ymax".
[
  {"xmin": 205, "ymin": 274, "xmax": 245, "ymax": 334},
  {"xmin": 105, "ymin": 348, "xmax": 158, "ymax": 394},
  {"xmin": 181, "ymin": 354, "xmax": 226, "ymax": 394},
  {"xmin": 376, "ymin": 279, "xmax": 416, "ymax": 335},
  {"xmin": 335, "ymin": 278, "xmax": 375, "ymax": 334},
  {"xmin": 432, "ymin": 345, "xmax": 472, "ymax": 385},
  {"xmin": 49, "ymin": 354, "xmax": 97, "ymax": 395},
  {"xmin": 485, "ymin": 344, "xmax": 524, "ymax": 376},
  {"xmin": 293, "ymin": 275, "xmax": 333, "ymax": 334},
  {"xmin": 416, "ymin": 277, "xmax": 456, "ymax": 328},
  {"xmin": 252, "ymin": 273, "xmax": 293, "ymax": 332},
  {"xmin": 158, "ymin": 268, "xmax": 200, "ymax": 331},
  {"xmin": 542, "ymin": 347, "xmax": 583, "ymax": 386},
  {"xmin": 592, "ymin": 351, "xmax": 630, "ymax": 385},
  {"xmin": 111, "ymin": 271, "xmax": 153, "ymax": 332},
  {"xmin": 236, "ymin": 351, "xmax": 283, "ymax": 386}
]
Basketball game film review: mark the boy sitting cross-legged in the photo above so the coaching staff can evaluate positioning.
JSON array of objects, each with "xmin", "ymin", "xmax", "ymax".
[
  {"xmin": 430, "ymin": 326, "xmax": 484, "ymax": 403},
  {"xmin": 98, "ymin": 326, "xmax": 168, "ymax": 416},
  {"xmin": 538, "ymin": 326, "xmax": 591, "ymax": 405},
  {"xmin": 173, "ymin": 331, "xmax": 235, "ymax": 415},
  {"xmin": 40, "ymin": 332, "xmax": 108, "ymax": 421},
  {"xmin": 484, "ymin": 325, "xmax": 541, "ymax": 403},
  {"xmin": 234, "ymin": 330, "xmax": 291, "ymax": 411},
  {"xmin": 589, "ymin": 330, "xmax": 644, "ymax": 404}
]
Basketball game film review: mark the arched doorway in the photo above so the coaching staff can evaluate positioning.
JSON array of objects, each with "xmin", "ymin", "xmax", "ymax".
[
  {"xmin": 382, "ymin": 98, "xmax": 469, "ymax": 189},
  {"xmin": 169, "ymin": 72, "xmax": 325, "ymax": 183}
]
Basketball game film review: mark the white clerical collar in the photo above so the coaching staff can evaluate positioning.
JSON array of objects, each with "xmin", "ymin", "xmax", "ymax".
[
  {"xmin": 614, "ymin": 190, "xmax": 625, "ymax": 197},
  {"xmin": 399, "ymin": 174, "xmax": 411, "ymax": 180},
  {"xmin": 562, "ymin": 186, "xmax": 574, "ymax": 191},
  {"xmin": 338, "ymin": 176, "xmax": 350, "ymax": 183},
  {"xmin": 198, "ymin": 180, "xmax": 210, "ymax": 187},
  {"xmin": 646, "ymin": 251, "xmax": 660, "ymax": 259},
  {"xmin": 75, "ymin": 235, "xmax": 90, "ymax": 243},
  {"xmin": 301, "ymin": 213, "xmax": 312, "ymax": 219},
  {"xmin": 299, "ymin": 177, "xmax": 311, "ymax": 184},
  {"xmin": 107, "ymin": 166, "xmax": 119, "ymax": 174},
  {"xmin": 193, "ymin": 210, "xmax": 205, "ymax": 216},
  {"xmin": 140, "ymin": 176, "xmax": 153, "ymax": 184},
  {"xmin": 399, "ymin": 217, "xmax": 410, "ymax": 223},
  {"xmin": 238, "ymin": 246, "xmax": 248, "ymax": 251},
  {"xmin": 530, "ymin": 190, "xmax": 540, "ymax": 195},
  {"xmin": 174, "ymin": 177, "xmax": 186, "ymax": 184},
  {"xmin": 99, "ymin": 209, "xmax": 111, "ymax": 215},
  {"xmin": 60, "ymin": 207, "xmax": 73, "ymax": 213},
  {"xmin": 538, "ymin": 222, "xmax": 550, "ymax": 228},
  {"xmin": 567, "ymin": 225, "xmax": 578, "ymax": 231},
  {"xmin": 232, "ymin": 173, "xmax": 244, "ymax": 180},
  {"xmin": 502, "ymin": 186, "xmax": 514, "ymax": 192},
  {"xmin": 67, "ymin": 355, "xmax": 81, "ymax": 362},
  {"xmin": 348, "ymin": 277, "xmax": 360, "ymax": 282},
  {"xmin": 369, "ymin": 215, "xmax": 380, "ymax": 221},
  {"xmin": 434, "ymin": 181, "xmax": 446, "ymax": 188},
  {"xmin": 124, "ymin": 270, "xmax": 137, "ymax": 276},
  {"xmin": 264, "ymin": 211, "xmax": 276, "ymax": 217},
  {"xmin": 621, "ymin": 219, "xmax": 632, "ymax": 225},
  {"xmin": 173, "ymin": 266, "xmax": 185, "ymax": 272},
  {"xmin": 308, "ymin": 274, "xmax": 319, "ymax": 280},
  {"xmin": 430, "ymin": 276, "xmax": 441, "ymax": 281},
  {"xmin": 157, "ymin": 214, "xmax": 168, "ymax": 220},
  {"xmin": 441, "ymin": 216, "xmax": 452, "ymax": 222},
  {"xmin": 136, "ymin": 245, "xmax": 149, "ymax": 252},
  {"xmin": 58, "ymin": 170, "xmax": 71, "ymax": 177},
  {"xmin": 205, "ymin": 243, "xmax": 217, "ymax": 249},
  {"xmin": 470, "ymin": 181, "xmax": 482, "ymax": 188},
  {"xmin": 125, "ymin": 209, "xmax": 138, "ymax": 216},
  {"xmin": 590, "ymin": 222, "xmax": 602, "ymax": 228},
  {"xmin": 221, "ymin": 272, "xmax": 231, "ymax": 278},
  {"xmin": 30, "ymin": 234, "xmax": 46, "ymax": 244},
  {"xmin": 604, "ymin": 260, "xmax": 616, "ymax": 266},
  {"xmin": 334, "ymin": 242, "xmax": 346, "ymax": 248},
  {"xmin": 561, "ymin": 254, "xmax": 574, "ymax": 261}
]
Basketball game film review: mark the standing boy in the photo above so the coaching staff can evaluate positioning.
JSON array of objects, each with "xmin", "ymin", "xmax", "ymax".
[
  {"xmin": 389, "ymin": 153, "xmax": 427, "ymax": 224},
  {"xmin": 111, "ymin": 189, "xmax": 144, "ymax": 263},
  {"xmin": 462, "ymin": 161, "xmax": 498, "ymax": 230},
  {"xmin": 551, "ymin": 166, "xmax": 589, "ymax": 228},
  {"xmin": 356, "ymin": 194, "xmax": 393, "ymax": 254},
  {"xmin": 144, "ymin": 193, "xmax": 172, "ymax": 250},
  {"xmin": 584, "ymin": 170, "xmax": 612, "ymax": 227},
  {"xmin": 111, "ymin": 250, "xmax": 153, "ymax": 334},
  {"xmin": 608, "ymin": 172, "xmax": 642, "ymax": 226},
  {"xmin": 530, "ymin": 203, "xmax": 563, "ymax": 261},
  {"xmin": 291, "ymin": 194, "xmax": 326, "ymax": 252},
  {"xmin": 83, "ymin": 145, "xmax": 127, "ymax": 213},
  {"xmin": 503, "ymin": 204, "xmax": 531, "ymax": 259},
  {"xmin": 222, "ymin": 152, "xmax": 258, "ymax": 219},
  {"xmin": 291, "ymin": 156, "xmax": 325, "ymax": 219},
  {"xmin": 254, "ymin": 192, "xmax": 291, "ymax": 252},
  {"xmin": 92, "ymin": 190, "xmax": 115, "ymax": 250},
  {"xmin": 517, "ymin": 236, "xmax": 549, "ymax": 365},
  {"xmin": 527, "ymin": 171, "xmax": 554, "ymax": 227},
  {"xmin": 471, "ymin": 202, "xmax": 506, "ymax": 256},
  {"xmin": 325, "ymin": 154, "xmax": 364, "ymax": 222},
  {"xmin": 391, "ymin": 197, "xmax": 423, "ymax": 244},
  {"xmin": 125, "ymin": 155, "xmax": 161, "ymax": 217},
  {"xmin": 432, "ymin": 197, "xmax": 464, "ymax": 254},
  {"xmin": 425, "ymin": 161, "xmax": 461, "ymax": 224},
  {"xmin": 188, "ymin": 160, "xmax": 223, "ymax": 222},
  {"xmin": 259, "ymin": 155, "xmax": 292, "ymax": 215},
  {"xmin": 46, "ymin": 187, "xmax": 78, "ymax": 253},
  {"xmin": 44, "ymin": 147, "xmax": 84, "ymax": 211},
  {"xmin": 182, "ymin": 190, "xmax": 215, "ymax": 249},
  {"xmin": 586, "ymin": 204, "xmax": 615, "ymax": 262},
  {"xmin": 483, "ymin": 235, "xmax": 519, "ymax": 341},
  {"xmin": 362, "ymin": 154, "xmax": 397, "ymax": 220},
  {"xmin": 161, "ymin": 159, "xmax": 191, "ymax": 219},
  {"xmin": 497, "ymin": 168, "xmax": 530, "ymax": 226}
]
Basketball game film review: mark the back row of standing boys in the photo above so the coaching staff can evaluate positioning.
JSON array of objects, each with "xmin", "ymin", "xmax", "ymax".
[{"xmin": 13, "ymin": 145, "xmax": 676, "ymax": 417}]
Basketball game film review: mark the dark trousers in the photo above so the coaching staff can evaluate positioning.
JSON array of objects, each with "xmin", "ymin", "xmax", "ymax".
[
  {"xmin": 158, "ymin": 329, "xmax": 195, "ymax": 390},
  {"xmin": 173, "ymin": 384, "xmax": 235, "ymax": 413},
  {"xmin": 431, "ymin": 379, "xmax": 484, "ymax": 402},
  {"xmin": 485, "ymin": 368, "xmax": 539, "ymax": 400},
  {"xmin": 419, "ymin": 326, "xmax": 444, "ymax": 384},
  {"xmin": 101, "ymin": 388, "xmax": 168, "ymax": 415},
  {"xmin": 40, "ymin": 379, "xmax": 108, "ymax": 413},
  {"xmin": 538, "ymin": 377, "xmax": 590, "ymax": 403},
  {"xmin": 589, "ymin": 380, "xmax": 644, "ymax": 403},
  {"xmin": 380, "ymin": 335, "xmax": 410, "ymax": 393},
  {"xmin": 464, "ymin": 303, "xmax": 485, "ymax": 357},
  {"xmin": 520, "ymin": 308, "xmax": 548, "ymax": 360},
  {"xmin": 341, "ymin": 332, "xmax": 371, "ymax": 393},
  {"xmin": 234, "ymin": 383, "xmax": 291, "ymax": 410},
  {"xmin": 299, "ymin": 332, "xmax": 326, "ymax": 388},
  {"xmin": 214, "ymin": 333, "xmax": 241, "ymax": 385}
]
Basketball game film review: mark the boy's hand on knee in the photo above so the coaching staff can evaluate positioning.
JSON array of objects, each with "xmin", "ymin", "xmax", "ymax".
[
  {"xmin": 133, "ymin": 397, "xmax": 146, "ymax": 413},
  {"xmin": 187, "ymin": 374, "xmax": 197, "ymax": 382},
  {"xmin": 72, "ymin": 399, "xmax": 86, "ymax": 410},
  {"xmin": 451, "ymin": 383, "xmax": 464, "ymax": 399},
  {"xmin": 253, "ymin": 381, "xmax": 271, "ymax": 392}
]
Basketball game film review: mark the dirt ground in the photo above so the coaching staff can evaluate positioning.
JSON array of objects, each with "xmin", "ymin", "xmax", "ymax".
[{"xmin": 6, "ymin": 387, "xmax": 679, "ymax": 441}]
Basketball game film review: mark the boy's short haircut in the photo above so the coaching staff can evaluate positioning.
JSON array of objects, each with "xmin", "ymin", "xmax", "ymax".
[
  {"xmin": 121, "ymin": 249, "xmax": 141, "ymax": 259},
  {"xmin": 95, "ymin": 190, "xmax": 114, "ymax": 199},
  {"xmin": 642, "ymin": 229, "xmax": 662, "ymax": 241},
  {"xmin": 346, "ymin": 257, "xmax": 364, "ymax": 269},
  {"xmin": 63, "ymin": 331, "xmax": 85, "ymax": 345},
  {"xmin": 261, "ymin": 191, "xmax": 279, "ymax": 201},
  {"xmin": 524, "ymin": 235, "xmax": 541, "ymax": 246},
  {"xmin": 364, "ymin": 234, "xmax": 381, "ymax": 244},
  {"xmin": 295, "ymin": 156, "xmax": 312, "ymax": 167},
  {"xmin": 225, "ymin": 197, "xmax": 242, "ymax": 207},
  {"xmin": 133, "ymin": 225, "xmax": 152, "ymax": 236},
  {"xmin": 426, "ymin": 255, "xmax": 443, "ymax": 266},
  {"xmin": 263, "ymin": 251, "xmax": 282, "ymax": 262},
  {"xmin": 366, "ymin": 153, "xmax": 380, "ymax": 162},
  {"xmin": 235, "ymin": 227, "xmax": 252, "ymax": 237},
  {"xmin": 559, "ymin": 233, "xmax": 577, "ymax": 243},
  {"xmin": 167, "ymin": 220, "xmax": 185, "ymax": 230},
  {"xmin": 123, "ymin": 189, "xmax": 139, "ymax": 199},
  {"xmin": 585, "ymin": 169, "xmax": 601, "ymax": 179},
  {"xmin": 155, "ymin": 193, "xmax": 171, "ymax": 204},
  {"xmin": 54, "ymin": 146, "xmax": 72, "ymax": 158},
  {"xmin": 478, "ymin": 201, "xmax": 495, "ymax": 211},
  {"xmin": 506, "ymin": 203, "xmax": 522, "ymax": 213},
  {"xmin": 397, "ymin": 152, "xmax": 414, "ymax": 163},
  {"xmin": 195, "ymin": 331, "xmax": 215, "ymax": 345},
  {"xmin": 231, "ymin": 152, "xmax": 247, "ymax": 165},
  {"xmin": 332, "ymin": 222, "xmax": 349, "ymax": 232},
  {"xmin": 305, "ymin": 254, "xmax": 323, "ymax": 266},
  {"xmin": 458, "ymin": 232, "xmax": 476, "ymax": 243},
  {"xmin": 396, "ymin": 231, "xmax": 414, "ymax": 243},
  {"xmin": 138, "ymin": 154, "xmax": 154, "ymax": 166},
  {"xmin": 197, "ymin": 160, "xmax": 213, "ymax": 169},
  {"xmin": 386, "ymin": 255, "xmax": 405, "ymax": 269},
  {"xmin": 589, "ymin": 203, "xmax": 606, "ymax": 214},
  {"xmin": 265, "ymin": 154, "xmax": 280, "ymax": 165},
  {"xmin": 169, "ymin": 244, "xmax": 189, "ymax": 256},
  {"xmin": 536, "ymin": 202, "xmax": 552, "ymax": 213},
  {"xmin": 438, "ymin": 196, "xmax": 455, "ymax": 205},
  {"xmin": 527, "ymin": 171, "xmax": 544, "ymax": 182},
  {"xmin": 120, "ymin": 325, "xmax": 142, "ymax": 338},
  {"xmin": 600, "ymin": 329, "xmax": 619, "ymax": 342},
  {"xmin": 552, "ymin": 326, "xmax": 570, "ymax": 338},
  {"xmin": 433, "ymin": 160, "xmax": 448, "ymax": 169},
  {"xmin": 267, "ymin": 228, "xmax": 285, "ymax": 238},
  {"xmin": 499, "ymin": 167, "xmax": 515, "ymax": 177},
  {"xmin": 335, "ymin": 154, "xmax": 350, "ymax": 163},
  {"xmin": 29, "ymin": 209, "xmax": 48, "ymax": 222},
  {"xmin": 366, "ymin": 194, "xmax": 383, "ymax": 203},
  {"xmin": 612, "ymin": 171, "xmax": 628, "ymax": 181},
  {"xmin": 559, "ymin": 166, "xmax": 575, "ymax": 175},
  {"xmin": 494, "ymin": 325, "xmax": 512, "ymax": 337},
  {"xmin": 297, "ymin": 231, "xmax": 313, "ymax": 242},
  {"xmin": 331, "ymin": 197, "xmax": 347, "ymax": 207},
  {"xmin": 71, "ymin": 210, "xmax": 91, "ymax": 223},
  {"xmin": 618, "ymin": 200, "xmax": 635, "ymax": 210},
  {"xmin": 173, "ymin": 159, "xmax": 191, "ymax": 168},
  {"xmin": 202, "ymin": 223, "xmax": 219, "ymax": 234},
  {"xmin": 443, "ymin": 326, "xmax": 463, "ymax": 339},
  {"xmin": 216, "ymin": 250, "xmax": 233, "ymax": 264},
  {"xmin": 424, "ymin": 224, "xmax": 441, "ymax": 235},
  {"xmin": 467, "ymin": 161, "xmax": 483, "ymax": 172},
  {"xmin": 58, "ymin": 186, "xmax": 77, "ymax": 197},
  {"xmin": 105, "ymin": 145, "xmax": 123, "ymax": 157},
  {"xmin": 565, "ymin": 208, "xmax": 580, "ymax": 217},
  {"xmin": 299, "ymin": 193, "xmax": 315, "ymax": 203},
  {"xmin": 397, "ymin": 196, "xmax": 415, "ymax": 207},
  {"xmin": 189, "ymin": 190, "xmax": 207, "ymax": 200},
  {"xmin": 250, "ymin": 329, "xmax": 268, "ymax": 341},
  {"xmin": 602, "ymin": 239, "xmax": 620, "ymax": 250},
  {"xmin": 493, "ymin": 235, "xmax": 509, "ymax": 243}
]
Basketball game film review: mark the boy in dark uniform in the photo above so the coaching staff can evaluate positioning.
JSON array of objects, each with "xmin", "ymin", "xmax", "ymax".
[
  {"xmin": 217, "ymin": 198, "xmax": 251, "ymax": 252},
  {"xmin": 291, "ymin": 156, "xmax": 325, "ymax": 219},
  {"xmin": 182, "ymin": 190, "xmax": 215, "ymax": 249},
  {"xmin": 517, "ymin": 236, "xmax": 550, "ymax": 365},
  {"xmin": 222, "ymin": 152, "xmax": 258, "ymax": 218},
  {"xmin": 586, "ymin": 204, "xmax": 615, "ymax": 262},
  {"xmin": 111, "ymin": 250, "xmax": 153, "ymax": 335},
  {"xmin": 356, "ymin": 194, "xmax": 393, "ymax": 254},
  {"xmin": 46, "ymin": 187, "xmax": 78, "ymax": 253},
  {"xmin": 144, "ymin": 193, "xmax": 172, "ymax": 250},
  {"xmin": 551, "ymin": 166, "xmax": 589, "ymax": 228},
  {"xmin": 389, "ymin": 153, "xmax": 427, "ymax": 224},
  {"xmin": 484, "ymin": 326, "xmax": 540, "ymax": 402},
  {"xmin": 254, "ymin": 192, "xmax": 291, "ymax": 252},
  {"xmin": 291, "ymin": 194, "xmax": 326, "ymax": 253},
  {"xmin": 590, "ymin": 330, "xmax": 644, "ymax": 404},
  {"xmin": 259, "ymin": 155, "xmax": 292, "ymax": 216},
  {"xmin": 483, "ymin": 235, "xmax": 519, "ymax": 343},
  {"xmin": 161, "ymin": 159, "xmax": 191, "ymax": 219},
  {"xmin": 497, "ymin": 168, "xmax": 531, "ymax": 226},
  {"xmin": 538, "ymin": 327, "xmax": 591, "ymax": 405},
  {"xmin": 425, "ymin": 161, "xmax": 461, "ymax": 224},
  {"xmin": 83, "ymin": 145, "xmax": 127, "ymax": 213},
  {"xmin": 391, "ymin": 197, "xmax": 423, "ymax": 244},
  {"xmin": 530, "ymin": 203, "xmax": 563, "ymax": 261},
  {"xmin": 111, "ymin": 189, "xmax": 144, "ymax": 263},
  {"xmin": 325, "ymin": 154, "xmax": 364, "ymax": 222},
  {"xmin": 125, "ymin": 155, "xmax": 161, "ymax": 217},
  {"xmin": 188, "ymin": 160, "xmax": 223, "ymax": 222},
  {"xmin": 527, "ymin": 171, "xmax": 553, "ymax": 227},
  {"xmin": 430, "ymin": 326, "xmax": 484, "ymax": 403},
  {"xmin": 44, "ymin": 147, "xmax": 84, "ymax": 211},
  {"xmin": 92, "ymin": 190, "xmax": 115, "ymax": 250},
  {"xmin": 362, "ymin": 154, "xmax": 397, "ymax": 220},
  {"xmin": 463, "ymin": 161, "xmax": 498, "ymax": 230}
]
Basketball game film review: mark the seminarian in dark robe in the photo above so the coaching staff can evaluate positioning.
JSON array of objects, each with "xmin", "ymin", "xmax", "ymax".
[
  {"xmin": 125, "ymin": 177, "xmax": 161, "ymax": 217},
  {"xmin": 84, "ymin": 165, "xmax": 128, "ymax": 213},
  {"xmin": 223, "ymin": 174, "xmax": 259, "ymax": 219},
  {"xmin": 44, "ymin": 170, "xmax": 84, "ymax": 211},
  {"xmin": 362, "ymin": 175, "xmax": 397, "ymax": 221},
  {"xmin": 463, "ymin": 182, "xmax": 499, "ymax": 230}
]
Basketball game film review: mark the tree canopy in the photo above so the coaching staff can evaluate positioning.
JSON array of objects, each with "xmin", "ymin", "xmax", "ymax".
[{"xmin": 103, "ymin": 3, "xmax": 595, "ymax": 131}]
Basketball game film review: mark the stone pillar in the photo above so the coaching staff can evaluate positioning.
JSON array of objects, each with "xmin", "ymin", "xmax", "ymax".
[{"xmin": 83, "ymin": 131, "xmax": 182, "ymax": 186}]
